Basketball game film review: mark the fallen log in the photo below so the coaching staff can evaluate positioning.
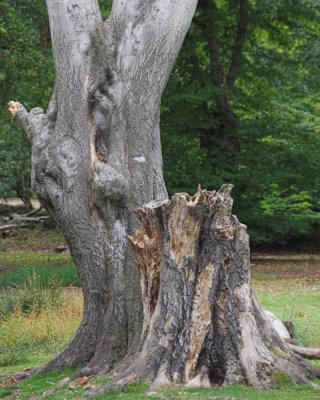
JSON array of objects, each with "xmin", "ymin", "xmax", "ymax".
[
  {"xmin": 0, "ymin": 223, "xmax": 31, "ymax": 232},
  {"xmin": 6, "ymin": 214, "xmax": 50, "ymax": 223},
  {"xmin": 24, "ymin": 206, "xmax": 43, "ymax": 217},
  {"xmin": 0, "ymin": 215, "xmax": 50, "ymax": 232}
]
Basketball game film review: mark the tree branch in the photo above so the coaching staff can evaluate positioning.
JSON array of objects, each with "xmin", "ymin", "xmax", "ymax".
[
  {"xmin": 0, "ymin": 223, "xmax": 32, "ymax": 232},
  {"xmin": 226, "ymin": 0, "xmax": 249, "ymax": 92},
  {"xmin": 8, "ymin": 101, "xmax": 30, "ymax": 135}
]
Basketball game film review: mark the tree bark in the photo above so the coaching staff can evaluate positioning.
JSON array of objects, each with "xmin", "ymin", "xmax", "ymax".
[
  {"xmin": 196, "ymin": 0, "xmax": 249, "ymax": 148},
  {"xmin": 9, "ymin": 0, "xmax": 198, "ymax": 373},
  {"xmin": 8, "ymin": 0, "xmax": 320, "ymax": 395},
  {"xmin": 83, "ymin": 186, "xmax": 320, "ymax": 398}
]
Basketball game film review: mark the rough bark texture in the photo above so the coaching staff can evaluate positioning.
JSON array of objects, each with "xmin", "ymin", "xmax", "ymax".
[
  {"xmin": 81, "ymin": 186, "xmax": 320, "ymax": 398},
  {"xmin": 9, "ymin": 0, "xmax": 320, "ymax": 396},
  {"xmin": 9, "ymin": 0, "xmax": 197, "ymax": 373}
]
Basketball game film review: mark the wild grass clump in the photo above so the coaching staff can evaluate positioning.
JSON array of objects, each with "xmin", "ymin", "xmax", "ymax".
[
  {"xmin": 0, "ymin": 270, "xmax": 64, "ymax": 320},
  {"xmin": 0, "ymin": 264, "xmax": 80, "ymax": 289},
  {"xmin": 0, "ymin": 288, "xmax": 83, "ymax": 367}
]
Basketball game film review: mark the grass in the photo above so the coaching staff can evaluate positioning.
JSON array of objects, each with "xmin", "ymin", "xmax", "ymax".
[
  {"xmin": 0, "ymin": 288, "xmax": 82, "ymax": 367},
  {"xmin": 0, "ymin": 226, "xmax": 67, "ymax": 252},
  {"xmin": 253, "ymin": 279, "xmax": 320, "ymax": 347},
  {"xmin": 0, "ymin": 264, "xmax": 79, "ymax": 289},
  {"xmin": 1, "ymin": 271, "xmax": 320, "ymax": 399},
  {"xmin": 2, "ymin": 376, "xmax": 320, "ymax": 399},
  {"xmin": 0, "ymin": 251, "xmax": 73, "ymax": 269},
  {"xmin": 0, "ymin": 271, "xmax": 64, "ymax": 320},
  {"xmin": 0, "ymin": 249, "xmax": 77, "ymax": 289}
]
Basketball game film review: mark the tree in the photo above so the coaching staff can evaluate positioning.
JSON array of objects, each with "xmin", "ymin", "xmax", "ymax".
[
  {"xmin": 9, "ymin": 0, "xmax": 320, "ymax": 396},
  {"xmin": 195, "ymin": 0, "xmax": 248, "ymax": 149},
  {"xmin": 161, "ymin": 0, "xmax": 320, "ymax": 247}
]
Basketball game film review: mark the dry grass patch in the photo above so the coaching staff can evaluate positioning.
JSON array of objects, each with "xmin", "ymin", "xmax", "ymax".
[{"xmin": 0, "ymin": 288, "xmax": 83, "ymax": 367}]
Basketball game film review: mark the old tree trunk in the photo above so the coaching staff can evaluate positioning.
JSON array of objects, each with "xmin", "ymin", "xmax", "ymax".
[{"xmin": 9, "ymin": 0, "xmax": 320, "ymax": 396}]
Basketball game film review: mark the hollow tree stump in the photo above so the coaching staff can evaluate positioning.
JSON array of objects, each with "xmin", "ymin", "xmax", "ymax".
[{"xmin": 85, "ymin": 186, "xmax": 320, "ymax": 398}]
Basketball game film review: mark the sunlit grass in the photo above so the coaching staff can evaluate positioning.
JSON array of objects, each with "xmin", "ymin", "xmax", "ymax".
[
  {"xmin": 0, "ymin": 288, "xmax": 82, "ymax": 368},
  {"xmin": 0, "ymin": 251, "xmax": 72, "ymax": 269},
  {"xmin": 253, "ymin": 279, "xmax": 320, "ymax": 347}
]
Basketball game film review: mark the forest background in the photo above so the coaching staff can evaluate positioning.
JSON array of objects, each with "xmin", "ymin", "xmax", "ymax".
[{"xmin": 1, "ymin": 0, "xmax": 320, "ymax": 249}]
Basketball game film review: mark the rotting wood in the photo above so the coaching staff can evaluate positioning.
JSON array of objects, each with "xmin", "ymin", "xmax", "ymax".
[
  {"xmin": 0, "ymin": 223, "xmax": 31, "ymax": 232},
  {"xmin": 81, "ymin": 186, "xmax": 320, "ymax": 398}
]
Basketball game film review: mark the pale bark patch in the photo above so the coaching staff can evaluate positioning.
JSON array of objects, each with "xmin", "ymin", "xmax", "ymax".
[
  {"xmin": 129, "ymin": 208, "xmax": 164, "ymax": 333},
  {"xmin": 169, "ymin": 199, "xmax": 200, "ymax": 269},
  {"xmin": 8, "ymin": 101, "xmax": 22, "ymax": 117},
  {"xmin": 185, "ymin": 371, "xmax": 211, "ymax": 388},
  {"xmin": 133, "ymin": 156, "xmax": 146, "ymax": 163},
  {"xmin": 185, "ymin": 261, "xmax": 215, "ymax": 380}
]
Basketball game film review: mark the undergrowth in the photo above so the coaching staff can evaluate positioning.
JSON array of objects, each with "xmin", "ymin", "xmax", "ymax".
[
  {"xmin": 0, "ymin": 270, "xmax": 64, "ymax": 319},
  {"xmin": 0, "ymin": 288, "xmax": 82, "ymax": 367},
  {"xmin": 0, "ymin": 264, "xmax": 79, "ymax": 289}
]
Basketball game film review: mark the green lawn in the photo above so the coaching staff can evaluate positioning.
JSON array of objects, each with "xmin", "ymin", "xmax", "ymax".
[
  {"xmin": 1, "ymin": 372, "xmax": 320, "ymax": 399},
  {"xmin": 256, "ymin": 283, "xmax": 320, "ymax": 347}
]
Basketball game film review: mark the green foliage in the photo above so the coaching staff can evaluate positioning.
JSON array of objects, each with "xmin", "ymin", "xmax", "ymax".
[
  {"xmin": 161, "ymin": 0, "xmax": 320, "ymax": 246},
  {"xmin": 0, "ymin": 0, "xmax": 54, "ymax": 202},
  {"xmin": 1, "ymin": 0, "xmax": 320, "ymax": 246},
  {"xmin": 99, "ymin": 0, "xmax": 112, "ymax": 19}
]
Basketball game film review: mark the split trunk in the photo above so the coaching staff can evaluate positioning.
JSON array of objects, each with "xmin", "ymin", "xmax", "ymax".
[{"xmin": 9, "ymin": 0, "xmax": 320, "ymax": 395}]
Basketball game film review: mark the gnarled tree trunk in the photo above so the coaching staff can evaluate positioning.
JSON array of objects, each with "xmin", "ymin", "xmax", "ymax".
[
  {"xmin": 8, "ymin": 0, "xmax": 320, "ymax": 396},
  {"xmin": 84, "ymin": 186, "xmax": 319, "ymax": 398},
  {"xmin": 9, "ymin": 0, "xmax": 197, "ymax": 373}
]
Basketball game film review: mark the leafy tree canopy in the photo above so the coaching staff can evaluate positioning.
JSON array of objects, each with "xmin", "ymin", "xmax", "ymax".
[{"xmin": 1, "ymin": 0, "xmax": 320, "ymax": 246}]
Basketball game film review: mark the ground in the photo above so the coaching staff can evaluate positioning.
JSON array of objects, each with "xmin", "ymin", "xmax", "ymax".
[{"xmin": 0, "ymin": 204, "xmax": 320, "ymax": 399}]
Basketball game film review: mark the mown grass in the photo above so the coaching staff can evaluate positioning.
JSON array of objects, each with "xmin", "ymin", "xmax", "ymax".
[
  {"xmin": 0, "ymin": 250, "xmax": 77, "ymax": 295},
  {"xmin": 2, "ymin": 375, "xmax": 320, "ymax": 399},
  {"xmin": 0, "ymin": 226, "xmax": 67, "ymax": 252},
  {"xmin": 253, "ymin": 279, "xmax": 320, "ymax": 347},
  {"xmin": 0, "ymin": 251, "xmax": 73, "ymax": 269}
]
